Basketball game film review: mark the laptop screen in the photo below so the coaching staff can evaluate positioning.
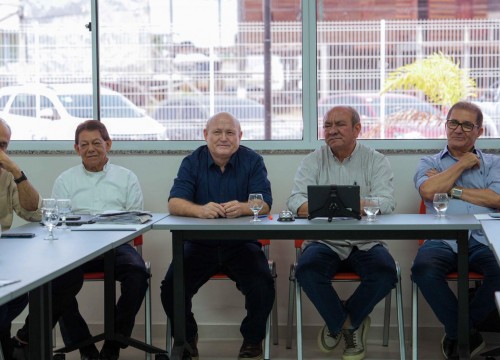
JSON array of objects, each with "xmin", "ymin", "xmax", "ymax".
[{"xmin": 307, "ymin": 185, "xmax": 361, "ymax": 221}]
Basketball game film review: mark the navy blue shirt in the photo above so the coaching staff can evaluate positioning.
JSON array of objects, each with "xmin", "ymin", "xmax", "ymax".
[{"xmin": 169, "ymin": 145, "xmax": 272, "ymax": 246}]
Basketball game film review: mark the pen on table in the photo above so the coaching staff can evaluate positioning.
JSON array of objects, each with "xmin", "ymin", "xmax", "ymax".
[{"xmin": 258, "ymin": 215, "xmax": 273, "ymax": 220}]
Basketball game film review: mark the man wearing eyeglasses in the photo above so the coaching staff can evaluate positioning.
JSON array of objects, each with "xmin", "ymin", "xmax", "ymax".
[{"xmin": 412, "ymin": 101, "xmax": 500, "ymax": 359}]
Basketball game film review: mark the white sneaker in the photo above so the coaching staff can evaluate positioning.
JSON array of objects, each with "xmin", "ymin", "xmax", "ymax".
[
  {"xmin": 341, "ymin": 316, "xmax": 371, "ymax": 360},
  {"xmin": 317, "ymin": 324, "xmax": 342, "ymax": 353}
]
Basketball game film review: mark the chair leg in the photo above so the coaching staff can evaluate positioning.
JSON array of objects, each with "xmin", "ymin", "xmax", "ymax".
[
  {"xmin": 264, "ymin": 314, "xmax": 271, "ymax": 360},
  {"xmin": 145, "ymin": 261, "xmax": 152, "ymax": 360},
  {"xmin": 270, "ymin": 260, "xmax": 279, "ymax": 345},
  {"xmin": 295, "ymin": 280, "xmax": 303, "ymax": 360},
  {"xmin": 286, "ymin": 264, "xmax": 296, "ymax": 349},
  {"xmin": 395, "ymin": 272, "xmax": 406, "ymax": 360},
  {"xmin": 382, "ymin": 292, "xmax": 391, "ymax": 346},
  {"xmin": 412, "ymin": 280, "xmax": 418, "ymax": 360},
  {"xmin": 166, "ymin": 317, "xmax": 172, "ymax": 355}
]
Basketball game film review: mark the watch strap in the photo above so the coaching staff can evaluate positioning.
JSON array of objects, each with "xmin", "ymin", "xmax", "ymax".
[{"xmin": 14, "ymin": 171, "xmax": 27, "ymax": 184}]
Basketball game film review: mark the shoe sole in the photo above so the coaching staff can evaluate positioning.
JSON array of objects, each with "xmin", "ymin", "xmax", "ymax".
[
  {"xmin": 317, "ymin": 325, "xmax": 340, "ymax": 353},
  {"xmin": 470, "ymin": 339, "xmax": 486, "ymax": 358},
  {"xmin": 237, "ymin": 355, "xmax": 263, "ymax": 360},
  {"xmin": 342, "ymin": 316, "xmax": 371, "ymax": 360}
]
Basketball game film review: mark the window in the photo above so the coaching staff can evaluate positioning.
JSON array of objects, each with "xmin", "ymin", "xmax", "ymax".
[{"xmin": 0, "ymin": 1, "xmax": 498, "ymax": 150}]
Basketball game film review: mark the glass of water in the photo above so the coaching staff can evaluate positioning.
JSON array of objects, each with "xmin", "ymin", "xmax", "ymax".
[
  {"xmin": 248, "ymin": 193, "xmax": 264, "ymax": 222},
  {"xmin": 433, "ymin": 193, "xmax": 449, "ymax": 217},
  {"xmin": 362, "ymin": 195, "xmax": 380, "ymax": 222},
  {"xmin": 57, "ymin": 199, "xmax": 72, "ymax": 230},
  {"xmin": 42, "ymin": 206, "xmax": 59, "ymax": 240}
]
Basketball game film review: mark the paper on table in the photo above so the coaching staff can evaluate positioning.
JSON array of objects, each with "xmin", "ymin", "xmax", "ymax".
[
  {"xmin": 474, "ymin": 214, "xmax": 500, "ymax": 220},
  {"xmin": 0, "ymin": 279, "xmax": 21, "ymax": 287},
  {"xmin": 71, "ymin": 224, "xmax": 139, "ymax": 231}
]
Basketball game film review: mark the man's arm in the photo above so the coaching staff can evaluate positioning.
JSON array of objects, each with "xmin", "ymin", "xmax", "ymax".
[
  {"xmin": 0, "ymin": 151, "xmax": 39, "ymax": 211},
  {"xmin": 419, "ymin": 152, "xmax": 479, "ymax": 201},
  {"xmin": 169, "ymin": 197, "xmax": 226, "ymax": 219},
  {"xmin": 368, "ymin": 153, "xmax": 396, "ymax": 214}
]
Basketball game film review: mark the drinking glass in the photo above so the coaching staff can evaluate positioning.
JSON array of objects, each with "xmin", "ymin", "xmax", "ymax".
[
  {"xmin": 42, "ymin": 206, "xmax": 59, "ymax": 240},
  {"xmin": 362, "ymin": 195, "xmax": 380, "ymax": 222},
  {"xmin": 248, "ymin": 193, "xmax": 264, "ymax": 222},
  {"xmin": 433, "ymin": 193, "xmax": 449, "ymax": 218},
  {"xmin": 42, "ymin": 198, "xmax": 57, "ymax": 210},
  {"xmin": 57, "ymin": 199, "xmax": 72, "ymax": 230}
]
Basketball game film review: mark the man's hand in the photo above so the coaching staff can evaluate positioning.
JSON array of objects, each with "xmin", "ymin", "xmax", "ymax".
[
  {"xmin": 197, "ymin": 202, "xmax": 226, "ymax": 219},
  {"xmin": 0, "ymin": 150, "xmax": 21, "ymax": 178},
  {"xmin": 425, "ymin": 168, "xmax": 440, "ymax": 177},
  {"xmin": 221, "ymin": 200, "xmax": 245, "ymax": 218},
  {"xmin": 458, "ymin": 152, "xmax": 481, "ymax": 170}
]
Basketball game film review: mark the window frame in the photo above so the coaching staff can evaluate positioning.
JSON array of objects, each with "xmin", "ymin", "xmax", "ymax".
[{"xmin": 6, "ymin": 0, "xmax": 500, "ymax": 153}]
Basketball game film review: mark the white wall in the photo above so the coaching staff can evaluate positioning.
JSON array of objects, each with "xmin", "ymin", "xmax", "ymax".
[{"xmin": 10, "ymin": 151, "xmax": 443, "ymax": 340}]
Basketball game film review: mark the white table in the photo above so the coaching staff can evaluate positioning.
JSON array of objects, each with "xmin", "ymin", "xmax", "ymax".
[
  {"xmin": 0, "ymin": 213, "xmax": 168, "ymax": 360},
  {"xmin": 153, "ymin": 213, "xmax": 480, "ymax": 360}
]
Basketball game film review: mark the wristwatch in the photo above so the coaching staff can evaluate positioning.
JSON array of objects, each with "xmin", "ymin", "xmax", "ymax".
[
  {"xmin": 14, "ymin": 171, "xmax": 27, "ymax": 185},
  {"xmin": 449, "ymin": 187, "xmax": 463, "ymax": 199}
]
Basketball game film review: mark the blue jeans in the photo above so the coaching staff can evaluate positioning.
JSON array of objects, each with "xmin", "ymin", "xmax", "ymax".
[
  {"xmin": 296, "ymin": 242, "xmax": 397, "ymax": 334},
  {"xmin": 411, "ymin": 238, "xmax": 500, "ymax": 339},
  {"xmin": 59, "ymin": 243, "xmax": 149, "ymax": 349},
  {"xmin": 160, "ymin": 240, "xmax": 275, "ymax": 344}
]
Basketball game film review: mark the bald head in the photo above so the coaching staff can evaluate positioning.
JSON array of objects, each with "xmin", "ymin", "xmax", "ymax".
[
  {"xmin": 0, "ymin": 118, "xmax": 11, "ymax": 150},
  {"xmin": 205, "ymin": 112, "xmax": 241, "ymax": 132}
]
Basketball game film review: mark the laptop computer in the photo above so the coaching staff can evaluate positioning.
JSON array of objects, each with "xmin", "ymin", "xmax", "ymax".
[{"xmin": 307, "ymin": 185, "xmax": 361, "ymax": 221}]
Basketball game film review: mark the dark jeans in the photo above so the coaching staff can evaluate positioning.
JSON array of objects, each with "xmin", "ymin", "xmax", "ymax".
[
  {"xmin": 411, "ymin": 238, "xmax": 500, "ymax": 339},
  {"xmin": 59, "ymin": 243, "xmax": 149, "ymax": 348},
  {"xmin": 296, "ymin": 242, "xmax": 397, "ymax": 334},
  {"xmin": 15, "ymin": 267, "xmax": 84, "ymax": 343},
  {"xmin": 0, "ymin": 295, "xmax": 29, "ymax": 358},
  {"xmin": 160, "ymin": 241, "xmax": 275, "ymax": 344}
]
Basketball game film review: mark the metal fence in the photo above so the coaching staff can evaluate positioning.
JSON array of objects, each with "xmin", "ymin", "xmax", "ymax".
[{"xmin": 0, "ymin": 19, "xmax": 499, "ymax": 140}]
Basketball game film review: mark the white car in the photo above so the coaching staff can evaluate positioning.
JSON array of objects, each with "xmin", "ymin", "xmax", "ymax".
[{"xmin": 0, "ymin": 83, "xmax": 167, "ymax": 140}]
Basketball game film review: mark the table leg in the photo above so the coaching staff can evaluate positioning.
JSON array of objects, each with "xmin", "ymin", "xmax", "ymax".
[
  {"xmin": 29, "ymin": 282, "xmax": 52, "ymax": 360},
  {"xmin": 171, "ymin": 231, "xmax": 186, "ymax": 360},
  {"xmin": 104, "ymin": 250, "xmax": 116, "ymax": 338},
  {"xmin": 457, "ymin": 230, "xmax": 470, "ymax": 360}
]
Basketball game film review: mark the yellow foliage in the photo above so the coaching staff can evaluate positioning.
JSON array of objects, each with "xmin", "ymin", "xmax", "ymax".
[{"xmin": 381, "ymin": 52, "xmax": 476, "ymax": 108}]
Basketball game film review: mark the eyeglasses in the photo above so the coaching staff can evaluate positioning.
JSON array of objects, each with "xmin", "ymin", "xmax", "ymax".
[{"xmin": 446, "ymin": 119, "xmax": 479, "ymax": 132}]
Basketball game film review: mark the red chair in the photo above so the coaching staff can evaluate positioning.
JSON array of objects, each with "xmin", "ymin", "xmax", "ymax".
[
  {"xmin": 166, "ymin": 239, "xmax": 278, "ymax": 360},
  {"xmin": 411, "ymin": 200, "xmax": 483, "ymax": 360},
  {"xmin": 286, "ymin": 239, "xmax": 406, "ymax": 360},
  {"xmin": 57, "ymin": 235, "xmax": 152, "ymax": 360}
]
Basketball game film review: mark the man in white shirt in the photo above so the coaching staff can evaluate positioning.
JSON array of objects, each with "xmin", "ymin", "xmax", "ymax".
[{"xmin": 52, "ymin": 120, "xmax": 148, "ymax": 360}]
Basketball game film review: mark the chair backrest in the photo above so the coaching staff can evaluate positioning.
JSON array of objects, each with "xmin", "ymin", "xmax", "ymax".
[{"xmin": 259, "ymin": 239, "xmax": 270, "ymax": 259}]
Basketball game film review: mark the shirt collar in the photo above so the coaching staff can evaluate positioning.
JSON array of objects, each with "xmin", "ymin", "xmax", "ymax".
[
  {"xmin": 440, "ymin": 145, "xmax": 478, "ymax": 159},
  {"xmin": 81, "ymin": 160, "xmax": 110, "ymax": 175}
]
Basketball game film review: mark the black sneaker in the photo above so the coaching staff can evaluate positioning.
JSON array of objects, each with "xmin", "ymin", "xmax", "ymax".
[
  {"xmin": 441, "ymin": 335, "xmax": 458, "ymax": 359},
  {"xmin": 441, "ymin": 329, "xmax": 486, "ymax": 360},
  {"xmin": 80, "ymin": 344, "xmax": 100, "ymax": 360},
  {"xmin": 99, "ymin": 340, "xmax": 120, "ymax": 360},
  {"xmin": 238, "ymin": 341, "xmax": 263, "ymax": 360},
  {"xmin": 11, "ymin": 337, "xmax": 28, "ymax": 360},
  {"xmin": 469, "ymin": 328, "xmax": 485, "ymax": 358},
  {"xmin": 182, "ymin": 335, "xmax": 199, "ymax": 360}
]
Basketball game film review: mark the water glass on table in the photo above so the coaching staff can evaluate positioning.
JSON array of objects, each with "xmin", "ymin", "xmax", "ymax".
[
  {"xmin": 248, "ymin": 193, "xmax": 264, "ymax": 222},
  {"xmin": 362, "ymin": 195, "xmax": 380, "ymax": 222},
  {"xmin": 433, "ymin": 193, "xmax": 449, "ymax": 218},
  {"xmin": 57, "ymin": 199, "xmax": 72, "ymax": 230},
  {"xmin": 41, "ymin": 198, "xmax": 59, "ymax": 240}
]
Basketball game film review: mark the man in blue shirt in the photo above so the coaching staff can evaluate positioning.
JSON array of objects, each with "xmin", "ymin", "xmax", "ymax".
[
  {"xmin": 412, "ymin": 101, "xmax": 500, "ymax": 359},
  {"xmin": 160, "ymin": 112, "xmax": 274, "ymax": 360}
]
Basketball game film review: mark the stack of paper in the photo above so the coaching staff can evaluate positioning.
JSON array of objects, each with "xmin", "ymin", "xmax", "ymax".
[{"xmin": 95, "ymin": 211, "xmax": 152, "ymax": 224}]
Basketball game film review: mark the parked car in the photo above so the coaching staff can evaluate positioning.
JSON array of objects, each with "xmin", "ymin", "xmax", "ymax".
[
  {"xmin": 0, "ymin": 83, "xmax": 167, "ymax": 140},
  {"xmin": 152, "ymin": 95, "xmax": 266, "ymax": 140}
]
